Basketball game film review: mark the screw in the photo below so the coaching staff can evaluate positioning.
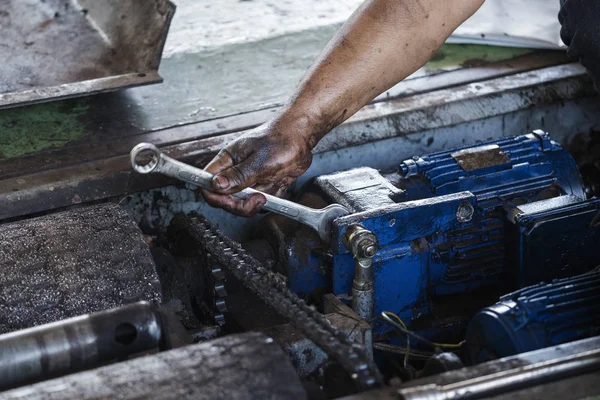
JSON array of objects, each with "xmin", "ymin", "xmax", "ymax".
[
  {"xmin": 456, "ymin": 201, "xmax": 475, "ymax": 223},
  {"xmin": 357, "ymin": 239, "xmax": 377, "ymax": 259}
]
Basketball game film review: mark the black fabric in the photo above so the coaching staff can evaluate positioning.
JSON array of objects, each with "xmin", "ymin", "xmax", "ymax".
[{"xmin": 559, "ymin": 0, "xmax": 600, "ymax": 88}]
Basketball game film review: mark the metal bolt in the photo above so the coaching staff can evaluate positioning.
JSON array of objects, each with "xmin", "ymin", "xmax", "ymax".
[
  {"xmin": 343, "ymin": 225, "xmax": 378, "ymax": 260},
  {"xmin": 361, "ymin": 243, "xmax": 377, "ymax": 258},
  {"xmin": 456, "ymin": 201, "xmax": 475, "ymax": 223}
]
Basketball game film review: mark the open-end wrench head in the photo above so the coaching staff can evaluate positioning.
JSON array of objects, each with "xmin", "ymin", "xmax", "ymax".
[
  {"xmin": 130, "ymin": 143, "xmax": 161, "ymax": 174},
  {"xmin": 318, "ymin": 204, "xmax": 350, "ymax": 243}
]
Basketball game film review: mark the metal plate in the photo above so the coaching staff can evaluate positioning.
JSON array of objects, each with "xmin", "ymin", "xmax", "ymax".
[
  {"xmin": 451, "ymin": 144, "xmax": 511, "ymax": 171},
  {"xmin": 0, "ymin": 0, "xmax": 175, "ymax": 109}
]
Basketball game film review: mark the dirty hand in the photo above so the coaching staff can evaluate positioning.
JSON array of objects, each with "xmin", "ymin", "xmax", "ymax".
[{"xmin": 201, "ymin": 120, "xmax": 315, "ymax": 217}]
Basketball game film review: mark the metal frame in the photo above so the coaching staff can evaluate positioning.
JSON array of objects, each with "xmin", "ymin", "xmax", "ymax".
[{"xmin": 0, "ymin": 0, "xmax": 175, "ymax": 109}]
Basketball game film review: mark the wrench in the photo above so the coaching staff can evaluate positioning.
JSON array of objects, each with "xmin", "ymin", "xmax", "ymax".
[{"xmin": 130, "ymin": 143, "xmax": 349, "ymax": 242}]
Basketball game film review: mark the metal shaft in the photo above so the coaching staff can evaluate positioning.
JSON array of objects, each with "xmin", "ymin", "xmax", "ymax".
[
  {"xmin": 0, "ymin": 302, "xmax": 163, "ymax": 391},
  {"xmin": 130, "ymin": 143, "xmax": 349, "ymax": 242},
  {"xmin": 398, "ymin": 347, "xmax": 600, "ymax": 400},
  {"xmin": 343, "ymin": 225, "xmax": 377, "ymax": 321}
]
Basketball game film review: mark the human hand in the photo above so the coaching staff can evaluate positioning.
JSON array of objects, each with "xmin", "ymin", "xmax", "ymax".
[{"xmin": 201, "ymin": 119, "xmax": 315, "ymax": 216}]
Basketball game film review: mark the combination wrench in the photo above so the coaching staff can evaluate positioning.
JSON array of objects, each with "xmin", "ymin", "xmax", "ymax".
[{"xmin": 130, "ymin": 143, "xmax": 350, "ymax": 242}]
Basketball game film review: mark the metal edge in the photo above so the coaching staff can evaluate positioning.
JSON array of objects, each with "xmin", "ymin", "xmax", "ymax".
[
  {"xmin": 0, "ymin": 64, "xmax": 595, "ymax": 222},
  {"xmin": 151, "ymin": 1, "xmax": 177, "ymax": 71},
  {"xmin": 0, "ymin": 51, "xmax": 573, "ymax": 181},
  {"xmin": 0, "ymin": 72, "xmax": 163, "ymax": 111}
]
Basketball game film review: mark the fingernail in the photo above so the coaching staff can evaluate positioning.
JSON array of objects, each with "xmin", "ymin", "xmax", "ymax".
[{"xmin": 214, "ymin": 175, "xmax": 229, "ymax": 190}]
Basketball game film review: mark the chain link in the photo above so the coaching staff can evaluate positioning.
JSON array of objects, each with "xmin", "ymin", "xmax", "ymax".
[{"xmin": 173, "ymin": 214, "xmax": 382, "ymax": 391}]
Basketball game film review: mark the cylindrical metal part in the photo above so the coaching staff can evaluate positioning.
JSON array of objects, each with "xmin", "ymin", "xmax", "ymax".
[
  {"xmin": 353, "ymin": 258, "xmax": 375, "ymax": 291},
  {"xmin": 352, "ymin": 286, "xmax": 375, "ymax": 320},
  {"xmin": 344, "ymin": 226, "xmax": 378, "ymax": 321},
  {"xmin": 0, "ymin": 301, "xmax": 163, "ymax": 391},
  {"xmin": 397, "ymin": 346, "xmax": 600, "ymax": 400},
  {"xmin": 0, "ymin": 332, "xmax": 307, "ymax": 400}
]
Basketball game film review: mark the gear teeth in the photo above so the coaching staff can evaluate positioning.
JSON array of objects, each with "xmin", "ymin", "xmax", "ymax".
[
  {"xmin": 175, "ymin": 214, "xmax": 382, "ymax": 391},
  {"xmin": 215, "ymin": 298, "xmax": 228, "ymax": 313},
  {"xmin": 210, "ymin": 262, "xmax": 228, "ymax": 326},
  {"xmin": 214, "ymin": 314, "xmax": 225, "ymax": 326},
  {"xmin": 211, "ymin": 267, "xmax": 225, "ymax": 280}
]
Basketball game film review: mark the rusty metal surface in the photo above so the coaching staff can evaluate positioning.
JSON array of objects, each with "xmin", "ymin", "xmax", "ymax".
[
  {"xmin": 0, "ymin": 0, "xmax": 175, "ymax": 109},
  {"xmin": 451, "ymin": 144, "xmax": 511, "ymax": 171}
]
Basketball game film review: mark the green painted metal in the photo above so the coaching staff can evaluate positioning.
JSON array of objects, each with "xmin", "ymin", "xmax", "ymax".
[
  {"xmin": 0, "ymin": 101, "xmax": 89, "ymax": 160},
  {"xmin": 427, "ymin": 44, "xmax": 535, "ymax": 71}
]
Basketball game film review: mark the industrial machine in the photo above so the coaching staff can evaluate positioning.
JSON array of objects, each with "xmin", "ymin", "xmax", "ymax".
[
  {"xmin": 241, "ymin": 131, "xmax": 600, "ymax": 342},
  {"xmin": 0, "ymin": 128, "xmax": 598, "ymax": 399},
  {"xmin": 1, "ymin": 0, "xmax": 599, "ymax": 396}
]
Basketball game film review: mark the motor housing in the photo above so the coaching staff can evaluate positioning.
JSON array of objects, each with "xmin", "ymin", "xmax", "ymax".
[{"xmin": 466, "ymin": 269, "xmax": 600, "ymax": 363}]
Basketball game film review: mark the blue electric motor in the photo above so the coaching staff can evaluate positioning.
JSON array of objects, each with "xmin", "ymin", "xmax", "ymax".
[
  {"xmin": 466, "ymin": 268, "xmax": 600, "ymax": 363},
  {"xmin": 305, "ymin": 131, "xmax": 600, "ymax": 334}
]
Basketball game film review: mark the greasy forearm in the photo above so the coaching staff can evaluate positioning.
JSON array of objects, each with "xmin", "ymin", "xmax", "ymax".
[
  {"xmin": 276, "ymin": 0, "xmax": 485, "ymax": 146},
  {"xmin": 202, "ymin": 0, "xmax": 485, "ymax": 216}
]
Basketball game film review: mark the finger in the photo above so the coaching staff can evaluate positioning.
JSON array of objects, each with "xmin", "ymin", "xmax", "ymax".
[
  {"xmin": 212, "ymin": 156, "xmax": 263, "ymax": 194},
  {"xmin": 204, "ymin": 148, "xmax": 235, "ymax": 176},
  {"xmin": 202, "ymin": 190, "xmax": 266, "ymax": 217}
]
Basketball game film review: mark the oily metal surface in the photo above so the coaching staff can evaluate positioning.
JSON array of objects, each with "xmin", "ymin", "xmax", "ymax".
[
  {"xmin": 0, "ymin": 332, "xmax": 307, "ymax": 400},
  {"xmin": 0, "ymin": 203, "xmax": 162, "ymax": 334},
  {"xmin": 171, "ymin": 214, "xmax": 382, "ymax": 391},
  {"xmin": 0, "ymin": 302, "xmax": 163, "ymax": 392},
  {"xmin": 0, "ymin": 0, "xmax": 174, "ymax": 108}
]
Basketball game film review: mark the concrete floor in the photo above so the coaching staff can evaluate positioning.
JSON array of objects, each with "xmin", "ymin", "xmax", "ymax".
[
  {"xmin": 146, "ymin": 0, "xmax": 535, "ymax": 126},
  {"xmin": 128, "ymin": 0, "xmax": 367, "ymax": 126},
  {"xmin": 164, "ymin": 0, "xmax": 362, "ymax": 56}
]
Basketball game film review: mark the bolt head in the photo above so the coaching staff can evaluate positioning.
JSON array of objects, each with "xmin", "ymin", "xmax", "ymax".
[{"xmin": 364, "ymin": 244, "xmax": 377, "ymax": 258}]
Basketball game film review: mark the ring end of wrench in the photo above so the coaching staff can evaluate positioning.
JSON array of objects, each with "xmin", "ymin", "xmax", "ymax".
[{"xmin": 130, "ymin": 143, "xmax": 161, "ymax": 175}]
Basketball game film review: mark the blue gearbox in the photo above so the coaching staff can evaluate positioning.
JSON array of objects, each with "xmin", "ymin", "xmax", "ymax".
[{"xmin": 297, "ymin": 131, "xmax": 600, "ymax": 334}]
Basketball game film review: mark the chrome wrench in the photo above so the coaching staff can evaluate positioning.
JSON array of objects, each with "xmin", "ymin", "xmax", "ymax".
[{"xmin": 130, "ymin": 143, "xmax": 349, "ymax": 242}]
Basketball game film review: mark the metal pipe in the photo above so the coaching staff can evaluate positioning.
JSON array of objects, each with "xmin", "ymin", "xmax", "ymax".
[
  {"xmin": 0, "ymin": 301, "xmax": 163, "ymax": 391},
  {"xmin": 343, "ymin": 225, "xmax": 378, "ymax": 320},
  {"xmin": 398, "ymin": 347, "xmax": 600, "ymax": 400}
]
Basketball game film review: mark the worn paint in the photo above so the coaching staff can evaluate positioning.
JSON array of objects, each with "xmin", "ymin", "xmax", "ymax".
[{"xmin": 0, "ymin": 101, "xmax": 89, "ymax": 159}]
